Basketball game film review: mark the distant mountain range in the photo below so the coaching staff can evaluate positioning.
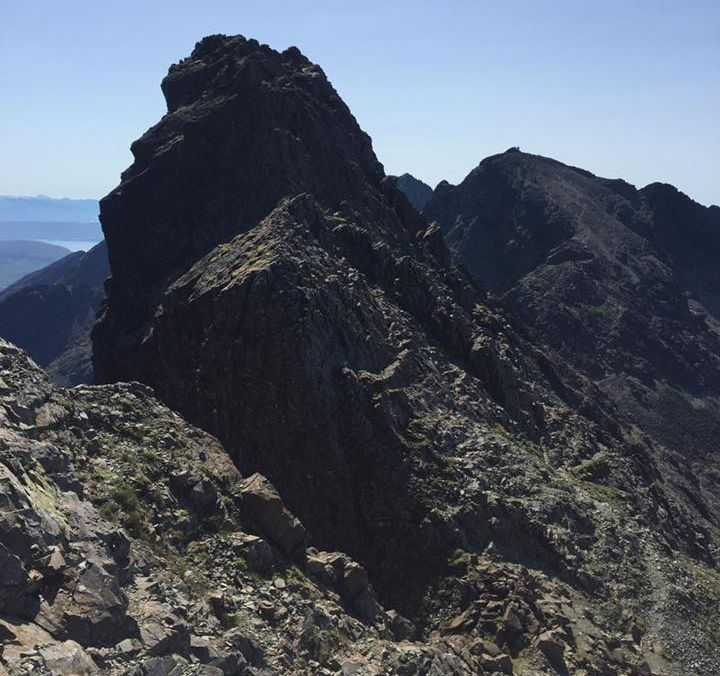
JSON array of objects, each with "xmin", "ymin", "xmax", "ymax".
[
  {"xmin": 0, "ymin": 196, "xmax": 103, "ymax": 290},
  {"xmin": 0, "ymin": 195, "xmax": 103, "ymax": 243},
  {"xmin": 0, "ymin": 221, "xmax": 103, "ymax": 241},
  {"xmin": 0, "ymin": 195, "xmax": 99, "ymax": 222}
]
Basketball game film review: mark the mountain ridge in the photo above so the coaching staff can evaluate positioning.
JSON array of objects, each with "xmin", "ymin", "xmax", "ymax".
[
  {"xmin": 0, "ymin": 195, "xmax": 99, "ymax": 223},
  {"xmin": 90, "ymin": 35, "xmax": 720, "ymax": 674},
  {"xmin": 0, "ymin": 239, "xmax": 71, "ymax": 289},
  {"xmin": 0, "ymin": 33, "xmax": 718, "ymax": 676}
]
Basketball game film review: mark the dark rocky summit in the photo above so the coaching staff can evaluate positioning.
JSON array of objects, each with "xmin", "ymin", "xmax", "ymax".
[
  {"xmin": 85, "ymin": 35, "xmax": 720, "ymax": 674},
  {"xmin": 424, "ymin": 150, "xmax": 720, "ymax": 463},
  {"xmin": 395, "ymin": 174, "xmax": 433, "ymax": 211},
  {"xmin": 0, "ymin": 242, "xmax": 109, "ymax": 386}
]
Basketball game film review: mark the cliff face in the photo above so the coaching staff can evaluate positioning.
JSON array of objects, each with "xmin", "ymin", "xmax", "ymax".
[{"xmin": 90, "ymin": 36, "xmax": 720, "ymax": 674}]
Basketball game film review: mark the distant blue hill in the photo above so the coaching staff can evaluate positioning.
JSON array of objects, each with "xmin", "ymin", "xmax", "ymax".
[
  {"xmin": 0, "ymin": 240, "xmax": 71, "ymax": 289},
  {"xmin": 0, "ymin": 221, "xmax": 103, "ymax": 241},
  {"xmin": 0, "ymin": 195, "xmax": 99, "ymax": 223}
]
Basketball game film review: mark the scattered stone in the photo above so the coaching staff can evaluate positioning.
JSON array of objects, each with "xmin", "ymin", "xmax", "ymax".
[
  {"xmin": 190, "ymin": 635, "xmax": 220, "ymax": 663},
  {"xmin": 140, "ymin": 620, "xmax": 190, "ymax": 657}
]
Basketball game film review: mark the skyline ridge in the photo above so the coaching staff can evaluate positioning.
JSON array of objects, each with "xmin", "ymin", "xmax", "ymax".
[{"xmin": 2, "ymin": 2, "xmax": 718, "ymax": 204}]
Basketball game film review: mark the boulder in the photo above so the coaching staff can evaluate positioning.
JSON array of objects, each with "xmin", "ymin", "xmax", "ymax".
[
  {"xmin": 343, "ymin": 562, "xmax": 369, "ymax": 598},
  {"xmin": 479, "ymin": 651, "xmax": 513, "ymax": 674},
  {"xmin": 227, "ymin": 532, "xmax": 274, "ymax": 575},
  {"xmin": 190, "ymin": 635, "xmax": 220, "ymax": 663},
  {"xmin": 223, "ymin": 628, "xmax": 265, "ymax": 666},
  {"xmin": 59, "ymin": 558, "xmax": 137, "ymax": 646},
  {"xmin": 386, "ymin": 609, "xmax": 416, "ymax": 641},
  {"xmin": 304, "ymin": 550, "xmax": 379, "ymax": 624},
  {"xmin": 169, "ymin": 468, "xmax": 221, "ymax": 516},
  {"xmin": 536, "ymin": 629, "xmax": 567, "ymax": 665},
  {"xmin": 140, "ymin": 619, "xmax": 190, "ymax": 657},
  {"xmin": 137, "ymin": 655, "xmax": 188, "ymax": 676},
  {"xmin": 208, "ymin": 652, "xmax": 249, "ymax": 675},
  {"xmin": 239, "ymin": 473, "xmax": 307, "ymax": 560},
  {"xmin": 39, "ymin": 640, "xmax": 98, "ymax": 675}
]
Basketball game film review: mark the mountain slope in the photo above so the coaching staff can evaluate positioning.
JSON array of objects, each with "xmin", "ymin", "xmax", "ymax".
[
  {"xmin": 2, "ymin": 337, "xmax": 467, "ymax": 675},
  {"xmin": 424, "ymin": 150, "xmax": 720, "ymax": 460},
  {"xmin": 0, "ymin": 240, "xmax": 70, "ymax": 289},
  {"xmin": 91, "ymin": 36, "xmax": 720, "ymax": 674},
  {"xmin": 0, "ymin": 241, "xmax": 109, "ymax": 385},
  {"xmin": 0, "ymin": 240, "xmax": 108, "ymax": 301}
]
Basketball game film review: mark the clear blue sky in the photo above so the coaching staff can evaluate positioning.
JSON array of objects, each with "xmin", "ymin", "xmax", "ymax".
[{"xmin": 1, "ymin": 0, "xmax": 718, "ymax": 205}]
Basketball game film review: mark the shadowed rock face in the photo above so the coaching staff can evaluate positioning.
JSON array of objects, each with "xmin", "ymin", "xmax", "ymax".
[
  {"xmin": 424, "ymin": 150, "xmax": 720, "ymax": 460},
  {"xmin": 396, "ymin": 173, "xmax": 433, "ymax": 211},
  {"xmin": 96, "ymin": 35, "xmax": 384, "ymax": 330},
  {"xmin": 95, "ymin": 35, "xmax": 543, "ymax": 598},
  {"xmin": 91, "ymin": 36, "xmax": 720, "ymax": 674}
]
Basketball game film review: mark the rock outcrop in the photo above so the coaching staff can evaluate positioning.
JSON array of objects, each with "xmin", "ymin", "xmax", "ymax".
[
  {"xmin": 86, "ymin": 36, "xmax": 720, "ymax": 674},
  {"xmin": 0, "ymin": 242, "xmax": 108, "ymax": 386},
  {"xmin": 2, "ymin": 337, "xmax": 482, "ymax": 674}
]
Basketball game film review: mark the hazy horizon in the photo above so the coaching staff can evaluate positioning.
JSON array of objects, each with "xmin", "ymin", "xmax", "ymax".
[{"xmin": 1, "ymin": 0, "xmax": 718, "ymax": 206}]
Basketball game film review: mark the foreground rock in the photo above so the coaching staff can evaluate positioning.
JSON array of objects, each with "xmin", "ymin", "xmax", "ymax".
[
  {"xmin": 2, "ymin": 338, "xmax": 534, "ymax": 675},
  {"xmin": 239, "ymin": 473, "xmax": 307, "ymax": 560}
]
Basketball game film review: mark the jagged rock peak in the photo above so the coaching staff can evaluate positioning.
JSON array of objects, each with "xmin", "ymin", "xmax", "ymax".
[
  {"xmin": 101, "ymin": 33, "xmax": 388, "ymax": 308},
  {"xmin": 163, "ymin": 34, "xmax": 325, "ymax": 113}
]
